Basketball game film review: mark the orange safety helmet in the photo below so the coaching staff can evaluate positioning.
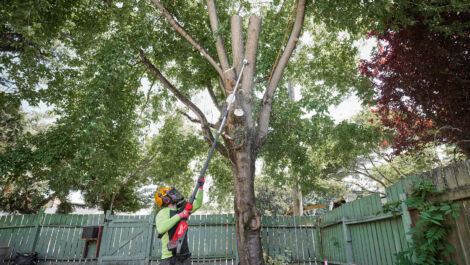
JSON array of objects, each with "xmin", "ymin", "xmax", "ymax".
[{"xmin": 155, "ymin": 187, "xmax": 171, "ymax": 207}]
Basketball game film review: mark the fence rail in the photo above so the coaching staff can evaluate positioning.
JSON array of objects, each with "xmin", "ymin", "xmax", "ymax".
[{"xmin": 2, "ymin": 160, "xmax": 469, "ymax": 265}]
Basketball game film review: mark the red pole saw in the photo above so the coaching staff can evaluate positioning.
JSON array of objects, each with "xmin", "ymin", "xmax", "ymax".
[{"xmin": 168, "ymin": 59, "xmax": 248, "ymax": 254}]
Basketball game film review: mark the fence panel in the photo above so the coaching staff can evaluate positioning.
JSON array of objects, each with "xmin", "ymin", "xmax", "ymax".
[
  {"xmin": 0, "ymin": 214, "xmax": 38, "ymax": 260},
  {"xmin": 98, "ymin": 214, "xmax": 152, "ymax": 265}
]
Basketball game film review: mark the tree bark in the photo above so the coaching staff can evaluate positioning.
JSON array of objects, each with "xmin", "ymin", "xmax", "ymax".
[
  {"xmin": 288, "ymin": 82, "xmax": 303, "ymax": 217},
  {"xmin": 231, "ymin": 149, "xmax": 263, "ymax": 265},
  {"xmin": 228, "ymin": 15, "xmax": 265, "ymax": 265}
]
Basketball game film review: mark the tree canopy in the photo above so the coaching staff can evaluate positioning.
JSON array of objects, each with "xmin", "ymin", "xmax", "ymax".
[
  {"xmin": 361, "ymin": 11, "xmax": 470, "ymax": 157},
  {"xmin": 1, "ymin": 0, "xmax": 370, "ymax": 215}
]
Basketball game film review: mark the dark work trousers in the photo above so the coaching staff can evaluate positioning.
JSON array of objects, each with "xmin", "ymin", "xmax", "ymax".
[{"xmin": 159, "ymin": 255, "xmax": 191, "ymax": 265}]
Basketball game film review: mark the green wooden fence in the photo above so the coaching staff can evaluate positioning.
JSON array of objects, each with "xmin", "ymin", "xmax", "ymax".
[
  {"xmin": 3, "ymin": 161, "xmax": 469, "ymax": 264},
  {"xmin": 0, "ymin": 212, "xmax": 321, "ymax": 265},
  {"xmin": 0, "ymin": 180, "xmax": 418, "ymax": 265},
  {"xmin": 0, "ymin": 194, "xmax": 411, "ymax": 265},
  {"xmin": 318, "ymin": 186, "xmax": 412, "ymax": 265}
]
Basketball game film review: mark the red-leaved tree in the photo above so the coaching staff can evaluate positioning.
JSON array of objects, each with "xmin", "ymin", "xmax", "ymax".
[{"xmin": 361, "ymin": 12, "xmax": 470, "ymax": 157}]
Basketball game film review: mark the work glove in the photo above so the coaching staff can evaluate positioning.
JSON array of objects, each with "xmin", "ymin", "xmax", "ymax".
[
  {"xmin": 178, "ymin": 210, "xmax": 190, "ymax": 219},
  {"xmin": 198, "ymin": 177, "xmax": 205, "ymax": 189},
  {"xmin": 178, "ymin": 203, "xmax": 193, "ymax": 219},
  {"xmin": 184, "ymin": 202, "xmax": 193, "ymax": 212}
]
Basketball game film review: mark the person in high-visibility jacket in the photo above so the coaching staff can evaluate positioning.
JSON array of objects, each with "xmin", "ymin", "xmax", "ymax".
[{"xmin": 155, "ymin": 179, "xmax": 204, "ymax": 265}]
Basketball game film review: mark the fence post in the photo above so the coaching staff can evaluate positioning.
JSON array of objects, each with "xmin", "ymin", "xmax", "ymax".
[
  {"xmin": 98, "ymin": 210, "xmax": 112, "ymax": 265},
  {"xmin": 399, "ymin": 194, "xmax": 413, "ymax": 244},
  {"xmin": 315, "ymin": 218, "xmax": 323, "ymax": 261},
  {"xmin": 342, "ymin": 217, "xmax": 354, "ymax": 264},
  {"xmin": 399, "ymin": 193, "xmax": 416, "ymax": 262},
  {"xmin": 29, "ymin": 206, "xmax": 45, "ymax": 252},
  {"xmin": 145, "ymin": 211, "xmax": 156, "ymax": 264}
]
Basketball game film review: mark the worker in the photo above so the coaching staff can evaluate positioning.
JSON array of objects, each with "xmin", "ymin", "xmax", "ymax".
[{"xmin": 155, "ymin": 178, "xmax": 204, "ymax": 265}]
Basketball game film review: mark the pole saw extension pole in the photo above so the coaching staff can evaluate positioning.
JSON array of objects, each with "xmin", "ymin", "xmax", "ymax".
[{"xmin": 188, "ymin": 59, "xmax": 248, "ymax": 204}]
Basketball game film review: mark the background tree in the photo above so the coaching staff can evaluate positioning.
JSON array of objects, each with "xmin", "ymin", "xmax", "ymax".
[
  {"xmin": 254, "ymin": 177, "xmax": 293, "ymax": 216},
  {"xmin": 334, "ymin": 110, "xmax": 466, "ymax": 195},
  {"xmin": 360, "ymin": 11, "xmax": 470, "ymax": 157},
  {"xmin": 0, "ymin": 92, "xmax": 23, "ymax": 151}
]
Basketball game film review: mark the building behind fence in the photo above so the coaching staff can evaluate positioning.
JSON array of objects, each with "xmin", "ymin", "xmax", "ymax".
[{"xmin": 1, "ymin": 160, "xmax": 469, "ymax": 265}]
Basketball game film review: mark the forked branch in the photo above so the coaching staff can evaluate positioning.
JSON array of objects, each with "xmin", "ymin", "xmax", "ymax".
[{"xmin": 140, "ymin": 50, "xmax": 228, "ymax": 158}]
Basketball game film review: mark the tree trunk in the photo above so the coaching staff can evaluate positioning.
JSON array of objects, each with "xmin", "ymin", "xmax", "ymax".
[
  {"xmin": 288, "ymin": 82, "xmax": 303, "ymax": 217},
  {"xmin": 231, "ymin": 149, "xmax": 264, "ymax": 265},
  {"xmin": 292, "ymin": 182, "xmax": 303, "ymax": 216},
  {"xmin": 224, "ymin": 15, "xmax": 265, "ymax": 265}
]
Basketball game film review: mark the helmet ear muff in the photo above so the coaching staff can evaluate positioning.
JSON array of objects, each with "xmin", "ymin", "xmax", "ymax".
[
  {"xmin": 155, "ymin": 187, "xmax": 171, "ymax": 207},
  {"xmin": 159, "ymin": 193, "xmax": 171, "ymax": 206}
]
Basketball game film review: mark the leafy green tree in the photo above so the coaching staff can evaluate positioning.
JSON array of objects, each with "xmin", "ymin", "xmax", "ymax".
[
  {"xmin": 0, "ymin": 92, "xmax": 23, "ymax": 151},
  {"xmin": 308, "ymin": 0, "xmax": 469, "ymax": 36},
  {"xmin": 261, "ymin": 89, "xmax": 382, "ymax": 210},
  {"xmin": 0, "ymin": 94, "xmax": 59, "ymax": 214},
  {"xmin": 0, "ymin": 0, "xmax": 388, "ymax": 262}
]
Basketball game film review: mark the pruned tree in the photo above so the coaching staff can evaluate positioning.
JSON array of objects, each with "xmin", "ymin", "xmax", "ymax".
[{"xmin": 138, "ymin": 0, "xmax": 306, "ymax": 263}]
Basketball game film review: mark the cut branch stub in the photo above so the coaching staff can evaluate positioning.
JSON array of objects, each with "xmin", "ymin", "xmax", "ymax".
[{"xmin": 231, "ymin": 15, "xmax": 245, "ymax": 75}]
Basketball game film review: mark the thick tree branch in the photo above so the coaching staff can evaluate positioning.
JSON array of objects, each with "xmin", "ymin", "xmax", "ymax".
[
  {"xmin": 206, "ymin": 0, "xmax": 231, "ymax": 71},
  {"xmin": 150, "ymin": 0, "xmax": 224, "ymax": 78},
  {"xmin": 206, "ymin": 0, "xmax": 237, "ymax": 94},
  {"xmin": 231, "ymin": 16, "xmax": 245, "ymax": 76},
  {"xmin": 140, "ymin": 50, "xmax": 228, "ymax": 158},
  {"xmin": 240, "ymin": 16, "xmax": 261, "ymax": 134},
  {"xmin": 255, "ymin": 0, "xmax": 306, "ymax": 150},
  {"xmin": 217, "ymin": 76, "xmax": 227, "ymax": 97}
]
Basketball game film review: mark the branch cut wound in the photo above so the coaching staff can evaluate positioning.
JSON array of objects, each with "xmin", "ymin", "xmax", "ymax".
[{"xmin": 249, "ymin": 214, "xmax": 261, "ymax": 231}]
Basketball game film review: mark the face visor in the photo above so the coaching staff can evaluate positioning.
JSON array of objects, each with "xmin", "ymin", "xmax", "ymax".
[{"xmin": 167, "ymin": 187, "xmax": 184, "ymax": 206}]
